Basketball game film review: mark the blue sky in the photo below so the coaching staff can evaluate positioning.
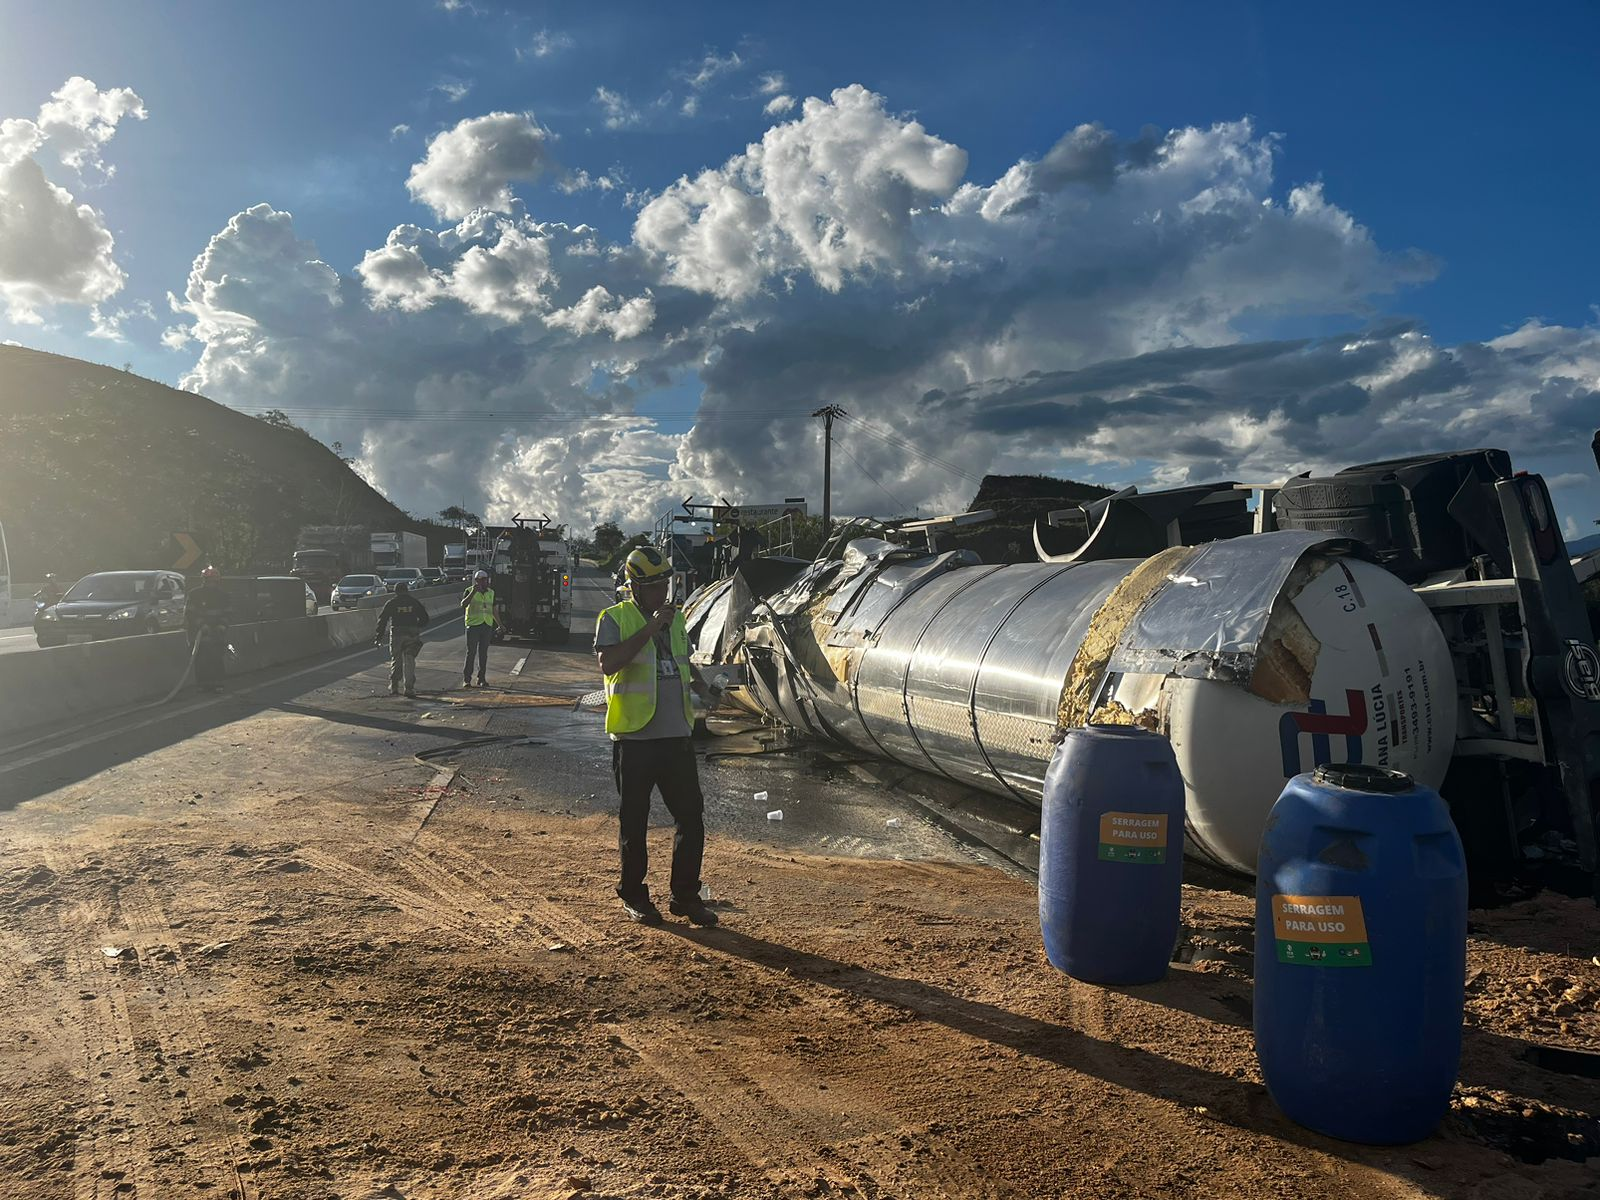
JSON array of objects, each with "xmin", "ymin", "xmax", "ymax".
[{"xmin": 2, "ymin": 0, "xmax": 1597, "ymax": 531}]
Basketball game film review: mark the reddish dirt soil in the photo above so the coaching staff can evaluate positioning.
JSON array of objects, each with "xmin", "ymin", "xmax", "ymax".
[{"xmin": 0, "ymin": 778, "xmax": 1595, "ymax": 1200}]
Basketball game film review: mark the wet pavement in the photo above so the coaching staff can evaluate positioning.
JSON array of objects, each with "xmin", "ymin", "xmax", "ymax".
[{"xmin": 0, "ymin": 565, "xmax": 1039, "ymax": 878}]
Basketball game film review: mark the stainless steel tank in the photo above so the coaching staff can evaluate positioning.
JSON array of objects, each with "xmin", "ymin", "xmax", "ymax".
[{"xmin": 690, "ymin": 531, "xmax": 1458, "ymax": 874}]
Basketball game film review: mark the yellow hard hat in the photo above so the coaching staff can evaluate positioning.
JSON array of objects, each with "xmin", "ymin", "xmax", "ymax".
[{"xmin": 623, "ymin": 545, "xmax": 672, "ymax": 582}]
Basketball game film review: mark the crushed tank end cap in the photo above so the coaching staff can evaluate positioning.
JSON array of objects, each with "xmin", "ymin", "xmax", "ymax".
[{"xmin": 1313, "ymin": 763, "xmax": 1414, "ymax": 794}]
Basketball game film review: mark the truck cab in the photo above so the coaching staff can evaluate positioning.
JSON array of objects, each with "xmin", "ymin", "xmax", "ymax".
[{"xmin": 484, "ymin": 515, "xmax": 573, "ymax": 644}]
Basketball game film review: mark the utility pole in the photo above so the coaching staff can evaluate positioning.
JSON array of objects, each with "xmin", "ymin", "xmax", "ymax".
[{"xmin": 811, "ymin": 404, "xmax": 847, "ymax": 532}]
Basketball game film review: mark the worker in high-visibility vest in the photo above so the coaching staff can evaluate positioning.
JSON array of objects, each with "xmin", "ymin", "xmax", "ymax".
[
  {"xmin": 594, "ymin": 545, "xmax": 718, "ymax": 927},
  {"xmin": 460, "ymin": 569, "xmax": 500, "ymax": 687}
]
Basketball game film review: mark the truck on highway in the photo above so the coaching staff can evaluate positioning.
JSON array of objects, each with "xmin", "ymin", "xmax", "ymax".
[
  {"xmin": 371, "ymin": 531, "xmax": 427, "ymax": 572},
  {"xmin": 291, "ymin": 526, "xmax": 373, "ymax": 605},
  {"xmin": 442, "ymin": 543, "xmax": 467, "ymax": 581},
  {"xmin": 485, "ymin": 515, "xmax": 574, "ymax": 643}
]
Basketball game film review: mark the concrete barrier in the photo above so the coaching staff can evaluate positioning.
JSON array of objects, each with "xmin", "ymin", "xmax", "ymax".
[{"xmin": 0, "ymin": 586, "xmax": 465, "ymax": 743}]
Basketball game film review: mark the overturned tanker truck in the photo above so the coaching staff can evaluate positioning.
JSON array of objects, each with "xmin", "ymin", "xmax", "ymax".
[{"xmin": 682, "ymin": 445, "xmax": 1600, "ymax": 886}]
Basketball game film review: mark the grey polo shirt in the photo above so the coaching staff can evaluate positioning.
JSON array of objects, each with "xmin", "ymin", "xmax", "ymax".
[{"xmin": 594, "ymin": 611, "xmax": 692, "ymax": 741}]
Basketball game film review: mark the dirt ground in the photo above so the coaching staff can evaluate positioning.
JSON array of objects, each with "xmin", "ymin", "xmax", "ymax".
[{"xmin": 0, "ymin": 756, "xmax": 1596, "ymax": 1200}]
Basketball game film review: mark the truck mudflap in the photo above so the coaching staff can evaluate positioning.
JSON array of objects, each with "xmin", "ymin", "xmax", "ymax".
[{"xmin": 1497, "ymin": 473, "xmax": 1600, "ymax": 887}]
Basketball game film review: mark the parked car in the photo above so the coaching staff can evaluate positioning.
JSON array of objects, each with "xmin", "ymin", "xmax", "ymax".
[
  {"xmin": 380, "ymin": 567, "xmax": 426, "ymax": 592},
  {"xmin": 331, "ymin": 574, "xmax": 387, "ymax": 610},
  {"xmin": 420, "ymin": 567, "xmax": 444, "ymax": 584},
  {"xmin": 35, "ymin": 570, "xmax": 186, "ymax": 647}
]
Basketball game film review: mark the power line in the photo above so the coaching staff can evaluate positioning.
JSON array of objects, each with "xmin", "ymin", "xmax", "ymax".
[
  {"xmin": 831, "ymin": 438, "xmax": 911, "ymax": 515},
  {"xmin": 839, "ymin": 415, "xmax": 983, "ymax": 484}
]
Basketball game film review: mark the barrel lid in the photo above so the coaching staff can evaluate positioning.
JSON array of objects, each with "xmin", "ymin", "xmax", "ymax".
[{"xmin": 1313, "ymin": 763, "xmax": 1414, "ymax": 793}]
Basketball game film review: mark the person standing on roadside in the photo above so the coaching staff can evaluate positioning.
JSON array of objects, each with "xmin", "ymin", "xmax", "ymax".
[
  {"xmin": 375, "ymin": 581, "xmax": 429, "ymax": 697},
  {"xmin": 460, "ymin": 569, "xmax": 499, "ymax": 688},
  {"xmin": 186, "ymin": 565, "xmax": 231, "ymax": 693},
  {"xmin": 594, "ymin": 545, "xmax": 719, "ymax": 928}
]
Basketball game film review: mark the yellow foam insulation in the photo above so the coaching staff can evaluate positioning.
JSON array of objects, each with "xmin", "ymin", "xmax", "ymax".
[{"xmin": 1056, "ymin": 545, "xmax": 1199, "ymax": 733}]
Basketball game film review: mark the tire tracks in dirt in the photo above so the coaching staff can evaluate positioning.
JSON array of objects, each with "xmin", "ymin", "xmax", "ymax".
[
  {"xmin": 32, "ymin": 839, "xmax": 258, "ymax": 1200},
  {"xmin": 0, "ymin": 925, "xmax": 77, "ymax": 1062},
  {"xmin": 295, "ymin": 833, "xmax": 993, "ymax": 1199},
  {"xmin": 115, "ymin": 880, "xmax": 257, "ymax": 1200},
  {"xmin": 54, "ymin": 896, "xmax": 168, "ymax": 1200}
]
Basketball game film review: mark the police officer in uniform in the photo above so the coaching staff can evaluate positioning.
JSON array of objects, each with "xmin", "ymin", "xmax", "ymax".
[
  {"xmin": 594, "ymin": 546, "xmax": 718, "ymax": 926},
  {"xmin": 375, "ymin": 581, "xmax": 430, "ymax": 696}
]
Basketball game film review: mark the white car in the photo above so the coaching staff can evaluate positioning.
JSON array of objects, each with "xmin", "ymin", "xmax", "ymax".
[{"xmin": 331, "ymin": 574, "xmax": 387, "ymax": 610}]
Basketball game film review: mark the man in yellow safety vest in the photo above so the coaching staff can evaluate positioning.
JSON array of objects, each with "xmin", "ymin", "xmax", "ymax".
[
  {"xmin": 460, "ymin": 569, "xmax": 500, "ymax": 687},
  {"xmin": 594, "ymin": 545, "xmax": 718, "ymax": 926}
]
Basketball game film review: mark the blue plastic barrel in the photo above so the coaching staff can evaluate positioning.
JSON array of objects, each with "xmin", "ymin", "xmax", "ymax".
[
  {"xmin": 1255, "ymin": 763, "xmax": 1466, "ymax": 1144},
  {"xmin": 1038, "ymin": 724, "xmax": 1185, "ymax": 984}
]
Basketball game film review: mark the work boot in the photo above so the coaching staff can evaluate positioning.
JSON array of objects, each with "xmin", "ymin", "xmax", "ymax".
[
  {"xmin": 622, "ymin": 897, "xmax": 663, "ymax": 926},
  {"xmin": 389, "ymin": 684, "xmax": 399, "ymax": 695},
  {"xmin": 461, "ymin": 677, "xmax": 473, "ymax": 689},
  {"xmin": 405, "ymin": 690, "xmax": 417, "ymax": 698},
  {"xmin": 477, "ymin": 677, "xmax": 488, "ymax": 687},
  {"xmin": 669, "ymin": 897, "xmax": 719, "ymax": 927}
]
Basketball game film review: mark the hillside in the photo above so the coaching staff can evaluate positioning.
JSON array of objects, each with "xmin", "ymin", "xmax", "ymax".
[{"xmin": 0, "ymin": 345, "xmax": 453, "ymax": 582}]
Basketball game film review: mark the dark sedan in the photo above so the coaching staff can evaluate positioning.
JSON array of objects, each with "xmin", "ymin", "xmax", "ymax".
[{"xmin": 35, "ymin": 570, "xmax": 187, "ymax": 647}]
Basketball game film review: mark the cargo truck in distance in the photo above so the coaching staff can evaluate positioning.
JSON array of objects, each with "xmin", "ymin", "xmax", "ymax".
[
  {"xmin": 442, "ymin": 543, "xmax": 468, "ymax": 581},
  {"xmin": 291, "ymin": 526, "xmax": 374, "ymax": 605},
  {"xmin": 482, "ymin": 514, "xmax": 574, "ymax": 644},
  {"xmin": 371, "ymin": 531, "xmax": 427, "ymax": 571}
]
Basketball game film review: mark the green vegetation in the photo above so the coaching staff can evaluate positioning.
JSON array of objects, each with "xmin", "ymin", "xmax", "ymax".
[{"xmin": 0, "ymin": 345, "xmax": 454, "ymax": 580}]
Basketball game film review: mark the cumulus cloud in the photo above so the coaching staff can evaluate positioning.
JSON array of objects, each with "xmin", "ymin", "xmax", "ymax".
[
  {"xmin": 763, "ymin": 94, "xmax": 795, "ymax": 116},
  {"xmin": 558, "ymin": 168, "xmax": 619, "ymax": 194},
  {"xmin": 635, "ymin": 85, "xmax": 967, "ymax": 298},
  {"xmin": 87, "ymin": 299, "xmax": 155, "ymax": 341},
  {"xmin": 35, "ymin": 76, "xmax": 146, "ymax": 178},
  {"xmin": 172, "ymin": 199, "xmax": 679, "ymax": 524},
  {"xmin": 0, "ymin": 78, "xmax": 144, "ymax": 323},
  {"xmin": 169, "ymin": 83, "xmax": 1599, "ymax": 531},
  {"xmin": 405, "ymin": 111, "xmax": 552, "ymax": 220},
  {"xmin": 545, "ymin": 286, "xmax": 656, "ymax": 340}
]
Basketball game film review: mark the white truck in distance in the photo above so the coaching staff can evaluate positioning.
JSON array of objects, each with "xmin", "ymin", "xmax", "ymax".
[
  {"xmin": 442, "ymin": 543, "xmax": 467, "ymax": 581},
  {"xmin": 371, "ymin": 532, "xmax": 427, "ymax": 571}
]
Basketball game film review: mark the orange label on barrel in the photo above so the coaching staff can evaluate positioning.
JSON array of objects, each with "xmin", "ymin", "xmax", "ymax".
[
  {"xmin": 1270, "ymin": 894, "xmax": 1369, "ymax": 943},
  {"xmin": 1098, "ymin": 812, "xmax": 1169, "ymax": 847}
]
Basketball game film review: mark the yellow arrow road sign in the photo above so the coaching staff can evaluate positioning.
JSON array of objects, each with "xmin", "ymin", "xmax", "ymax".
[{"xmin": 172, "ymin": 532, "xmax": 201, "ymax": 570}]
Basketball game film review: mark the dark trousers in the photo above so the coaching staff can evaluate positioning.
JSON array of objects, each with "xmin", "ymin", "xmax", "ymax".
[
  {"xmin": 612, "ymin": 738, "xmax": 705, "ymax": 905},
  {"xmin": 389, "ymin": 631, "xmax": 422, "ymax": 691},
  {"xmin": 463, "ymin": 624, "xmax": 492, "ymax": 681},
  {"xmin": 192, "ymin": 624, "xmax": 226, "ymax": 688}
]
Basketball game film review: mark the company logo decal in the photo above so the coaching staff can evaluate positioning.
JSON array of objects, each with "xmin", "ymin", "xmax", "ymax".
[{"xmin": 1279, "ymin": 689, "xmax": 1368, "ymax": 776}]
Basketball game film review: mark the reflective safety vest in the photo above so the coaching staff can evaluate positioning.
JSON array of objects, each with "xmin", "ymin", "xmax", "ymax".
[
  {"xmin": 464, "ymin": 587, "xmax": 497, "ymax": 627},
  {"xmin": 600, "ymin": 601, "xmax": 694, "ymax": 735}
]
